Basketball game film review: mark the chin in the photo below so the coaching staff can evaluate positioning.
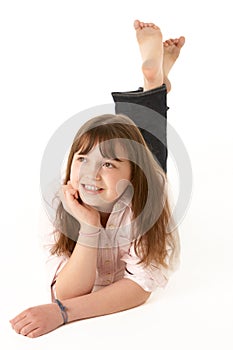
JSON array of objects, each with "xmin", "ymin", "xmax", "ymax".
[{"xmin": 81, "ymin": 196, "xmax": 114, "ymax": 213}]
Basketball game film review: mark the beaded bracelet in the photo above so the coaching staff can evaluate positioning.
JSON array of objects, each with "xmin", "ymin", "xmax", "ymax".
[
  {"xmin": 55, "ymin": 299, "xmax": 68, "ymax": 324},
  {"xmin": 79, "ymin": 229, "xmax": 101, "ymax": 237}
]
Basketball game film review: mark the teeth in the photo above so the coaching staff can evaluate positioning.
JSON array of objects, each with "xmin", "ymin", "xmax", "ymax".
[{"xmin": 84, "ymin": 184, "xmax": 101, "ymax": 191}]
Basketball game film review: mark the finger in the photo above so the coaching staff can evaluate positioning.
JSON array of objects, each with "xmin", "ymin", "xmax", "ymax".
[
  {"xmin": 27, "ymin": 327, "xmax": 41, "ymax": 338},
  {"xmin": 66, "ymin": 188, "xmax": 77, "ymax": 196},
  {"xmin": 59, "ymin": 187, "xmax": 68, "ymax": 205},
  {"xmin": 10, "ymin": 312, "xmax": 27, "ymax": 326},
  {"xmin": 65, "ymin": 189, "xmax": 77, "ymax": 201},
  {"xmin": 20, "ymin": 323, "xmax": 39, "ymax": 337},
  {"xmin": 60, "ymin": 187, "xmax": 77, "ymax": 202},
  {"xmin": 62, "ymin": 183, "xmax": 77, "ymax": 196},
  {"xmin": 12, "ymin": 318, "xmax": 30, "ymax": 334},
  {"xmin": 65, "ymin": 192, "xmax": 82, "ymax": 212},
  {"xmin": 65, "ymin": 181, "xmax": 77, "ymax": 191},
  {"xmin": 60, "ymin": 189, "xmax": 78, "ymax": 216},
  {"xmin": 62, "ymin": 184, "xmax": 75, "ymax": 193}
]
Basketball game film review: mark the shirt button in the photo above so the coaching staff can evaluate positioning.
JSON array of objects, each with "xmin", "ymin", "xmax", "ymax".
[
  {"xmin": 105, "ymin": 260, "xmax": 110, "ymax": 264},
  {"xmin": 108, "ymin": 224, "xmax": 115, "ymax": 229}
]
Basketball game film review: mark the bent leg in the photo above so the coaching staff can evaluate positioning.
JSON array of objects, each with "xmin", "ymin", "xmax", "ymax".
[
  {"xmin": 111, "ymin": 84, "xmax": 168, "ymax": 173},
  {"xmin": 112, "ymin": 20, "xmax": 167, "ymax": 172},
  {"xmin": 111, "ymin": 20, "xmax": 185, "ymax": 173}
]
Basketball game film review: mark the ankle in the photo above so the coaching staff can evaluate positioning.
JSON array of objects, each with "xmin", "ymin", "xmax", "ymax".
[
  {"xmin": 142, "ymin": 61, "xmax": 163, "ymax": 91},
  {"xmin": 143, "ymin": 76, "xmax": 163, "ymax": 91},
  {"xmin": 163, "ymin": 76, "xmax": 171, "ymax": 93}
]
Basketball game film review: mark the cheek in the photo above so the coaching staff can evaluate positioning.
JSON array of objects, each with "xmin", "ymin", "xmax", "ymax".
[
  {"xmin": 115, "ymin": 179, "xmax": 132, "ymax": 195},
  {"xmin": 110, "ymin": 168, "xmax": 132, "ymax": 194},
  {"xmin": 70, "ymin": 164, "xmax": 80, "ymax": 184},
  {"xmin": 120, "ymin": 166, "xmax": 132, "ymax": 183}
]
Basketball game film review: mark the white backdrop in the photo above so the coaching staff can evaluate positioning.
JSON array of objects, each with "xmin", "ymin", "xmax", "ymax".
[{"xmin": 1, "ymin": 1, "xmax": 233, "ymax": 349}]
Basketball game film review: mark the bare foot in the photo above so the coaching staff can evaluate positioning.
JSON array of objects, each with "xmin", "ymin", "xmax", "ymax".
[
  {"xmin": 134, "ymin": 19, "xmax": 163, "ymax": 91},
  {"xmin": 163, "ymin": 36, "xmax": 185, "ymax": 92}
]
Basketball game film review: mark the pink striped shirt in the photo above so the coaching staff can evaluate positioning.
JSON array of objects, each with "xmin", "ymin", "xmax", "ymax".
[{"xmin": 43, "ymin": 190, "xmax": 179, "ymax": 301}]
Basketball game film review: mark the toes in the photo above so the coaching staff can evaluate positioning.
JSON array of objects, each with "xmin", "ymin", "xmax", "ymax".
[
  {"xmin": 133, "ymin": 19, "xmax": 141, "ymax": 30},
  {"xmin": 139, "ymin": 21, "xmax": 145, "ymax": 29},
  {"xmin": 177, "ymin": 36, "xmax": 185, "ymax": 48},
  {"xmin": 164, "ymin": 38, "xmax": 181, "ymax": 47},
  {"xmin": 135, "ymin": 20, "xmax": 159, "ymax": 30},
  {"xmin": 164, "ymin": 37, "xmax": 185, "ymax": 48},
  {"xmin": 165, "ymin": 39, "xmax": 173, "ymax": 46}
]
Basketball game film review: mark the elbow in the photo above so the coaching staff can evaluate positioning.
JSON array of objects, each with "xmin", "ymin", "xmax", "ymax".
[
  {"xmin": 122, "ymin": 278, "xmax": 152, "ymax": 307},
  {"xmin": 133, "ymin": 283, "xmax": 152, "ymax": 307},
  {"xmin": 55, "ymin": 288, "xmax": 72, "ymax": 301},
  {"xmin": 126, "ymin": 289, "xmax": 151, "ymax": 311},
  {"xmin": 53, "ymin": 281, "xmax": 69, "ymax": 300},
  {"xmin": 139, "ymin": 290, "xmax": 151, "ymax": 305},
  {"xmin": 130, "ymin": 284, "xmax": 152, "ymax": 307},
  {"xmin": 54, "ymin": 280, "xmax": 93, "ymax": 300}
]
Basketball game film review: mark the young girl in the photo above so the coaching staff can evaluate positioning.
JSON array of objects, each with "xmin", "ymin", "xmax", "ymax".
[{"xmin": 10, "ymin": 20, "xmax": 185, "ymax": 338}]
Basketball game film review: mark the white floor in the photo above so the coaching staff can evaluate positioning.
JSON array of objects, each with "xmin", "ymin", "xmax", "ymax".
[{"xmin": 1, "ymin": 1, "xmax": 233, "ymax": 349}]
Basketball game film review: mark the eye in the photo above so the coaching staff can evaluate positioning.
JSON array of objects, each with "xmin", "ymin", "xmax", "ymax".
[
  {"xmin": 103, "ymin": 162, "xmax": 114, "ymax": 169},
  {"xmin": 76, "ymin": 156, "xmax": 86, "ymax": 162}
]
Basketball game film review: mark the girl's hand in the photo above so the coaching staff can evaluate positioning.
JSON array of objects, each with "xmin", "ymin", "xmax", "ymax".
[
  {"xmin": 60, "ymin": 181, "xmax": 101, "ymax": 233},
  {"xmin": 10, "ymin": 303, "xmax": 64, "ymax": 338}
]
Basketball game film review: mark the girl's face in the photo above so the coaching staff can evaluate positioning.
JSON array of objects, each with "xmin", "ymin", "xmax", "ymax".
[{"xmin": 69, "ymin": 143, "xmax": 132, "ymax": 212}]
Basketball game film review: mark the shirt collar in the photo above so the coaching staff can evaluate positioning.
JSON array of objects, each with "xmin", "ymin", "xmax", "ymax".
[{"xmin": 111, "ymin": 185, "xmax": 133, "ymax": 213}]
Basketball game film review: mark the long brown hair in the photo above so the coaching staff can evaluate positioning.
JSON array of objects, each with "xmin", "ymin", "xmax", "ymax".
[{"xmin": 51, "ymin": 114, "xmax": 179, "ymax": 269}]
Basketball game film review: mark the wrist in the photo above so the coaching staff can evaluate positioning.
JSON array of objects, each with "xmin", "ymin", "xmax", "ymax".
[
  {"xmin": 78, "ymin": 228, "xmax": 101, "ymax": 248},
  {"xmin": 79, "ymin": 228, "xmax": 101, "ymax": 236},
  {"xmin": 79, "ymin": 223, "xmax": 102, "ymax": 235},
  {"xmin": 54, "ymin": 299, "xmax": 68, "ymax": 325}
]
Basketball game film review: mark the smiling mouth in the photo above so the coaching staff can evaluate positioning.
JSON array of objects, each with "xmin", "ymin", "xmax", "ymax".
[{"xmin": 81, "ymin": 184, "xmax": 104, "ymax": 194}]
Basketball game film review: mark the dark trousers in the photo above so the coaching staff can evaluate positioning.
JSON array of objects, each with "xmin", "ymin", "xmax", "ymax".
[{"xmin": 111, "ymin": 84, "xmax": 168, "ymax": 173}]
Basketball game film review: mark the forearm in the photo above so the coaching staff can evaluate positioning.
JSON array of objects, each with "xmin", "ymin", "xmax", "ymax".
[
  {"xmin": 62, "ymin": 278, "xmax": 151, "ymax": 322},
  {"xmin": 55, "ymin": 235, "xmax": 99, "ymax": 299}
]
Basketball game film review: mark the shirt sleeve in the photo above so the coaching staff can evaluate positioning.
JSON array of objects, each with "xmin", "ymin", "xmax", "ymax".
[
  {"xmin": 120, "ymin": 242, "xmax": 178, "ymax": 292},
  {"xmin": 38, "ymin": 205, "xmax": 70, "ymax": 301},
  {"xmin": 43, "ymin": 232, "xmax": 69, "ymax": 301}
]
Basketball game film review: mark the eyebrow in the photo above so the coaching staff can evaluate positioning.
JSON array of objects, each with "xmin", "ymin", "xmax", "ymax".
[
  {"xmin": 76, "ymin": 153, "xmax": 124, "ymax": 162},
  {"xmin": 104, "ymin": 157, "xmax": 124, "ymax": 162}
]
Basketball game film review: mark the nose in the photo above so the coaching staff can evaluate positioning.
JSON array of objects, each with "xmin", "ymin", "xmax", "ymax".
[
  {"xmin": 89, "ymin": 169, "xmax": 101, "ymax": 181},
  {"xmin": 80, "ymin": 162, "xmax": 101, "ymax": 181}
]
